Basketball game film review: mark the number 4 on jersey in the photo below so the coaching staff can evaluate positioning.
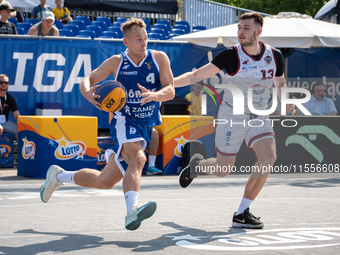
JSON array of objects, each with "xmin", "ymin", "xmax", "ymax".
[{"xmin": 146, "ymin": 73, "xmax": 155, "ymax": 84}]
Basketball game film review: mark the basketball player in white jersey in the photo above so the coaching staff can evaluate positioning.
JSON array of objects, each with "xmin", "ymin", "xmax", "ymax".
[
  {"xmin": 175, "ymin": 12, "xmax": 294, "ymax": 229},
  {"xmin": 40, "ymin": 18, "xmax": 175, "ymax": 230}
]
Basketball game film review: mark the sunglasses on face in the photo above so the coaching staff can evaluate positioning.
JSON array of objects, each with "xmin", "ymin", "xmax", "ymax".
[{"xmin": 0, "ymin": 81, "xmax": 9, "ymax": 85}]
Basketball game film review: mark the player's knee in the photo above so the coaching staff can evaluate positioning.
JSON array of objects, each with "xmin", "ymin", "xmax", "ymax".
[
  {"xmin": 260, "ymin": 151, "xmax": 276, "ymax": 165},
  {"xmin": 135, "ymin": 151, "xmax": 146, "ymax": 169}
]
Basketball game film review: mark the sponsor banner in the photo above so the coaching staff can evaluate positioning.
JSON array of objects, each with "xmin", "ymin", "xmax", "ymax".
[
  {"xmin": 65, "ymin": 0, "xmax": 178, "ymax": 14},
  {"xmin": 17, "ymin": 116, "xmax": 97, "ymax": 178},
  {"xmin": 0, "ymin": 133, "xmax": 14, "ymax": 168},
  {"xmin": 97, "ymin": 136, "xmax": 115, "ymax": 170},
  {"xmin": 234, "ymin": 116, "xmax": 340, "ymax": 172},
  {"xmin": 154, "ymin": 116, "xmax": 214, "ymax": 175}
]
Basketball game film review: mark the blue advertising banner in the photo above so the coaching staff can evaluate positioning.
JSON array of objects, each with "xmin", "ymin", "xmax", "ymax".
[{"xmin": 0, "ymin": 36, "xmax": 339, "ymax": 130}]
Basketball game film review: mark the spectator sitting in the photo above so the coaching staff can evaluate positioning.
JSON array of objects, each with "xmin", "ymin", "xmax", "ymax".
[
  {"xmin": 31, "ymin": 0, "xmax": 52, "ymax": 20},
  {"xmin": 0, "ymin": 74, "xmax": 20, "ymax": 140},
  {"xmin": 27, "ymin": 11, "xmax": 59, "ymax": 36},
  {"xmin": 301, "ymin": 82, "xmax": 337, "ymax": 115},
  {"xmin": 185, "ymin": 81, "xmax": 204, "ymax": 116},
  {"xmin": 52, "ymin": 0, "xmax": 72, "ymax": 24},
  {"xmin": 0, "ymin": 0, "xmax": 24, "ymax": 22},
  {"xmin": 0, "ymin": 1, "xmax": 17, "ymax": 34}
]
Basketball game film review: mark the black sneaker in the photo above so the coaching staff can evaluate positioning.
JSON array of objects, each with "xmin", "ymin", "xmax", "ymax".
[
  {"xmin": 179, "ymin": 153, "xmax": 203, "ymax": 188},
  {"xmin": 232, "ymin": 208, "xmax": 264, "ymax": 229}
]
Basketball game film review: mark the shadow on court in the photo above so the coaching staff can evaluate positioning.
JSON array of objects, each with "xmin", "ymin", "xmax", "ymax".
[{"xmin": 0, "ymin": 223, "xmax": 246, "ymax": 254}]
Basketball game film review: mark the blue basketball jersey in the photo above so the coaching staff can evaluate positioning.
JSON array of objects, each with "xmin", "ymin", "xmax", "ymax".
[{"xmin": 115, "ymin": 49, "xmax": 163, "ymax": 126}]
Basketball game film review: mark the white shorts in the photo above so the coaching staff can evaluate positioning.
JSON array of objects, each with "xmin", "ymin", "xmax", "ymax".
[{"xmin": 215, "ymin": 104, "xmax": 275, "ymax": 156}]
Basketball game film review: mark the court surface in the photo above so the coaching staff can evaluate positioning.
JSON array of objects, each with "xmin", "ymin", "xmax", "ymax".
[{"xmin": 1, "ymin": 168, "xmax": 340, "ymax": 255}]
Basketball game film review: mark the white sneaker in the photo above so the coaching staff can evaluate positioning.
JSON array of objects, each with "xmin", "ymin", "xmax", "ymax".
[
  {"xmin": 125, "ymin": 201, "xmax": 157, "ymax": 230},
  {"xmin": 40, "ymin": 165, "xmax": 64, "ymax": 203}
]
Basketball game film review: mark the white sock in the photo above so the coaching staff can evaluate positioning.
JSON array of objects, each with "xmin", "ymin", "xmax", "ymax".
[
  {"xmin": 56, "ymin": 171, "xmax": 75, "ymax": 184},
  {"xmin": 148, "ymin": 155, "xmax": 156, "ymax": 167},
  {"xmin": 124, "ymin": 190, "xmax": 139, "ymax": 214},
  {"xmin": 236, "ymin": 197, "xmax": 253, "ymax": 215}
]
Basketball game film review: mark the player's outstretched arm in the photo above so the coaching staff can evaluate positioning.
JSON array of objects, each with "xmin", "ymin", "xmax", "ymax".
[
  {"xmin": 79, "ymin": 55, "xmax": 120, "ymax": 110},
  {"xmin": 139, "ymin": 51, "xmax": 175, "ymax": 105},
  {"xmin": 174, "ymin": 63, "xmax": 220, "ymax": 88}
]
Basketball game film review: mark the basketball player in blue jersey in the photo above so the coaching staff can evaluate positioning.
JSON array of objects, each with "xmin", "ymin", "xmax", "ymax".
[
  {"xmin": 175, "ymin": 12, "xmax": 295, "ymax": 229},
  {"xmin": 40, "ymin": 18, "xmax": 175, "ymax": 230}
]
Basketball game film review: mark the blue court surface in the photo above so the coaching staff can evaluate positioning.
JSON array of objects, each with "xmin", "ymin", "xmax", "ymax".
[{"xmin": 1, "ymin": 168, "xmax": 340, "ymax": 255}]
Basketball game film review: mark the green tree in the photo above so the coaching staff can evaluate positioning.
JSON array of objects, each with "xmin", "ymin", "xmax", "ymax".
[{"xmin": 213, "ymin": 0, "xmax": 326, "ymax": 17}]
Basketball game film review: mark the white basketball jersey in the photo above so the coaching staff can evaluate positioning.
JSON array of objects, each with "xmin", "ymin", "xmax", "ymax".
[{"xmin": 223, "ymin": 43, "xmax": 277, "ymax": 114}]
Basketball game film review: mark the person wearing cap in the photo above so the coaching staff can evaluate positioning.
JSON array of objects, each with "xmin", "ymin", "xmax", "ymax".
[
  {"xmin": 31, "ymin": 0, "xmax": 52, "ymax": 20},
  {"xmin": 27, "ymin": 11, "xmax": 59, "ymax": 36},
  {"xmin": 0, "ymin": 0, "xmax": 24, "ymax": 22},
  {"xmin": 0, "ymin": 1, "xmax": 18, "ymax": 34}
]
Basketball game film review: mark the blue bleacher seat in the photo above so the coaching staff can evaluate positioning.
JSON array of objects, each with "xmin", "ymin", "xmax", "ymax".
[
  {"xmin": 175, "ymin": 21, "xmax": 190, "ymax": 32},
  {"xmin": 150, "ymin": 28, "xmax": 166, "ymax": 40},
  {"xmin": 148, "ymin": 33, "xmax": 163, "ymax": 40},
  {"xmin": 16, "ymin": 27, "xmax": 25, "ymax": 35},
  {"xmin": 91, "ymin": 21, "xmax": 107, "ymax": 32},
  {"xmin": 96, "ymin": 17, "xmax": 111, "ymax": 28},
  {"xmin": 75, "ymin": 16, "xmax": 91, "ymax": 26},
  {"xmin": 156, "ymin": 20, "xmax": 171, "ymax": 33},
  {"xmin": 153, "ymin": 23, "xmax": 169, "ymax": 36},
  {"xmin": 53, "ymin": 19, "xmax": 63, "ymax": 29},
  {"xmin": 173, "ymin": 24, "xmax": 189, "ymax": 34},
  {"xmin": 79, "ymin": 30, "xmax": 96, "ymax": 39},
  {"xmin": 192, "ymin": 25, "xmax": 207, "ymax": 31},
  {"xmin": 116, "ymin": 17, "xmax": 127, "ymax": 23},
  {"xmin": 63, "ymin": 24, "xmax": 80, "ymax": 36},
  {"xmin": 8, "ymin": 18, "xmax": 18, "ymax": 25},
  {"xmin": 69, "ymin": 20, "xmax": 85, "ymax": 31},
  {"xmin": 171, "ymin": 28, "xmax": 186, "ymax": 35},
  {"xmin": 111, "ymin": 22, "xmax": 122, "ymax": 28},
  {"xmin": 107, "ymin": 27, "xmax": 123, "ymax": 38},
  {"xmin": 59, "ymin": 29, "xmax": 74, "ymax": 37},
  {"xmin": 142, "ymin": 19, "xmax": 151, "ymax": 32},
  {"xmin": 168, "ymin": 33, "xmax": 181, "ymax": 39},
  {"xmin": 16, "ymin": 23, "xmax": 32, "ymax": 34},
  {"xmin": 102, "ymin": 31, "xmax": 119, "ymax": 38},
  {"xmin": 86, "ymin": 25, "xmax": 102, "ymax": 37},
  {"xmin": 25, "ymin": 18, "xmax": 40, "ymax": 25}
]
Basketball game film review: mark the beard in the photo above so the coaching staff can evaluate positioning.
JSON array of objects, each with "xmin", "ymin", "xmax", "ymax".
[{"xmin": 239, "ymin": 31, "xmax": 257, "ymax": 47}]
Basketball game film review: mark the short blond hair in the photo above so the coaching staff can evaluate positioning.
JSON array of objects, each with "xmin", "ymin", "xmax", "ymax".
[
  {"xmin": 121, "ymin": 18, "xmax": 146, "ymax": 37},
  {"xmin": 0, "ymin": 74, "xmax": 9, "ymax": 80}
]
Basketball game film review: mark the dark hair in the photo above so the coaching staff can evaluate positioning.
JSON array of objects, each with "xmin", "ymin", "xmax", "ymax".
[
  {"xmin": 240, "ymin": 12, "xmax": 264, "ymax": 28},
  {"xmin": 311, "ymin": 82, "xmax": 326, "ymax": 94}
]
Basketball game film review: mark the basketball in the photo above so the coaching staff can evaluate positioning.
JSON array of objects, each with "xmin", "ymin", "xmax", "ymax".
[{"xmin": 95, "ymin": 80, "xmax": 127, "ymax": 112}]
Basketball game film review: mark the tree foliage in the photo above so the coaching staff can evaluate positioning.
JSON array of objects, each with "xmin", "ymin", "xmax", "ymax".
[{"xmin": 213, "ymin": 0, "xmax": 327, "ymax": 17}]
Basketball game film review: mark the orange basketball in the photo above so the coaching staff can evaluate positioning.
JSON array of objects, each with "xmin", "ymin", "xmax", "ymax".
[{"xmin": 95, "ymin": 80, "xmax": 127, "ymax": 112}]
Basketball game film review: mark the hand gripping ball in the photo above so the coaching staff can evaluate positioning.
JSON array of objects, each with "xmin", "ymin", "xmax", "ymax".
[{"xmin": 95, "ymin": 80, "xmax": 127, "ymax": 112}]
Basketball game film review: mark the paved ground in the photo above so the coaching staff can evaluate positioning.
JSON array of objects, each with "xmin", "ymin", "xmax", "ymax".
[{"xmin": 1, "ymin": 168, "xmax": 340, "ymax": 255}]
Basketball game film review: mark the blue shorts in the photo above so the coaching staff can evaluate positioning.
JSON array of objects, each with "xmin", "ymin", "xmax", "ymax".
[{"xmin": 105, "ymin": 113, "xmax": 153, "ymax": 176}]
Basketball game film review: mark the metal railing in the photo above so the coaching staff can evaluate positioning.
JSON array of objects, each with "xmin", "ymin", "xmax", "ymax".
[
  {"xmin": 16, "ymin": 0, "xmax": 269, "ymax": 29},
  {"xmin": 15, "ymin": 7, "xmax": 178, "ymax": 26},
  {"xmin": 181, "ymin": 0, "xmax": 269, "ymax": 29}
]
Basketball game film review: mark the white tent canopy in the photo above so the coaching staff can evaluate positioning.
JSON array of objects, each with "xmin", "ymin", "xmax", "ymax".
[{"xmin": 172, "ymin": 14, "xmax": 340, "ymax": 48}]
